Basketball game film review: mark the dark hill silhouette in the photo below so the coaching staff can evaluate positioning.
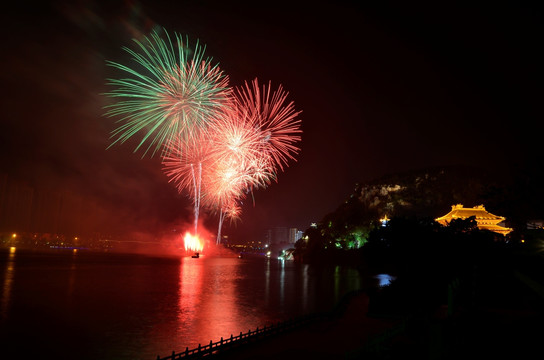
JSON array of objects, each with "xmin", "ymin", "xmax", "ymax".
[{"xmin": 318, "ymin": 164, "xmax": 544, "ymax": 235}]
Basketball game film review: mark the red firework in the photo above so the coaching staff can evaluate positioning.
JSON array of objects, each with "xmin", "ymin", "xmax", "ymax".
[
  {"xmin": 208, "ymin": 108, "xmax": 276, "ymax": 189},
  {"xmin": 161, "ymin": 78, "xmax": 302, "ymax": 238},
  {"xmin": 162, "ymin": 130, "xmax": 212, "ymax": 195},
  {"xmin": 233, "ymin": 78, "xmax": 302, "ymax": 172}
]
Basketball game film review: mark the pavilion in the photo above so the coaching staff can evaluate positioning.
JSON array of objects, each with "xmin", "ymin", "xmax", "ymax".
[{"xmin": 435, "ymin": 204, "xmax": 513, "ymax": 236}]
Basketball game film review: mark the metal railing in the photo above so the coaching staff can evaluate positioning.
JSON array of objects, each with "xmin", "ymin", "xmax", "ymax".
[{"xmin": 156, "ymin": 313, "xmax": 321, "ymax": 360}]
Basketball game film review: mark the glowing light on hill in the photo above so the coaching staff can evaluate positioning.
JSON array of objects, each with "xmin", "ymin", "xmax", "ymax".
[{"xmin": 184, "ymin": 232, "xmax": 204, "ymax": 253}]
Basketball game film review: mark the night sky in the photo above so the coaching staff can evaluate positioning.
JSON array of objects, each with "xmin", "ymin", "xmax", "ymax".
[{"xmin": 1, "ymin": 1, "xmax": 543, "ymax": 243}]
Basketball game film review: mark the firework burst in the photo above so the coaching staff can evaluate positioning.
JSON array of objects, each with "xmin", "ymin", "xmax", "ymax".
[
  {"xmin": 234, "ymin": 78, "xmax": 302, "ymax": 172},
  {"xmin": 104, "ymin": 29, "xmax": 231, "ymax": 157}
]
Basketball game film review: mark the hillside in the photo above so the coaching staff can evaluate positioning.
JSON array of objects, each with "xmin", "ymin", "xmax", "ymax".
[
  {"xmin": 310, "ymin": 164, "xmax": 544, "ymax": 244},
  {"xmin": 354, "ymin": 165, "xmax": 498, "ymax": 220}
]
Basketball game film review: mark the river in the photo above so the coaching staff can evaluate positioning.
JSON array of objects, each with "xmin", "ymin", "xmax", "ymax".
[{"xmin": 0, "ymin": 247, "xmax": 386, "ymax": 360}]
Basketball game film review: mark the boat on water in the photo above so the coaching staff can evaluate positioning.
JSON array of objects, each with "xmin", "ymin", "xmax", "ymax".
[{"xmin": 191, "ymin": 252, "xmax": 200, "ymax": 258}]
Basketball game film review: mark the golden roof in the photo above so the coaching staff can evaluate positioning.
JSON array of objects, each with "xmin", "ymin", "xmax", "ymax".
[{"xmin": 435, "ymin": 204, "xmax": 512, "ymax": 235}]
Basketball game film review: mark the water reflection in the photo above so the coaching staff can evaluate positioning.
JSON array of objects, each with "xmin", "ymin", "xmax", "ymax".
[
  {"xmin": 1, "ymin": 252, "xmax": 366, "ymax": 359},
  {"xmin": 178, "ymin": 256, "xmax": 203, "ymax": 336},
  {"xmin": 334, "ymin": 266, "xmax": 341, "ymax": 303},
  {"xmin": 264, "ymin": 259, "xmax": 270, "ymax": 307},
  {"xmin": 332, "ymin": 266, "xmax": 363, "ymax": 305},
  {"xmin": 173, "ymin": 257, "xmax": 363, "ymax": 350},
  {"xmin": 197, "ymin": 258, "xmax": 240, "ymax": 341},
  {"xmin": 1, "ymin": 247, "xmax": 16, "ymax": 319},
  {"xmin": 177, "ymin": 257, "xmax": 248, "ymax": 348},
  {"xmin": 279, "ymin": 259, "xmax": 285, "ymax": 307},
  {"xmin": 374, "ymin": 273, "xmax": 396, "ymax": 287},
  {"xmin": 67, "ymin": 249, "xmax": 78, "ymax": 307},
  {"xmin": 300, "ymin": 263, "xmax": 309, "ymax": 313}
]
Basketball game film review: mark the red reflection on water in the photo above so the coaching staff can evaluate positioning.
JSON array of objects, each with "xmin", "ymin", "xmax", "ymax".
[
  {"xmin": 177, "ymin": 257, "xmax": 253, "ymax": 349},
  {"xmin": 197, "ymin": 259, "xmax": 238, "ymax": 341},
  {"xmin": 1, "ymin": 247, "xmax": 16, "ymax": 319},
  {"xmin": 178, "ymin": 256, "xmax": 203, "ymax": 333}
]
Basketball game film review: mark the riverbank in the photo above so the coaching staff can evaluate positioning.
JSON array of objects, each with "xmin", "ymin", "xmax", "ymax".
[
  {"xmin": 201, "ymin": 282, "xmax": 543, "ymax": 360},
  {"xmin": 209, "ymin": 290, "xmax": 402, "ymax": 360}
]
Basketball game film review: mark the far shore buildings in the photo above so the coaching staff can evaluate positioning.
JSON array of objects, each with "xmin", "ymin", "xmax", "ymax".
[
  {"xmin": 265, "ymin": 227, "xmax": 303, "ymax": 245},
  {"xmin": 262, "ymin": 227, "xmax": 303, "ymax": 258},
  {"xmin": 435, "ymin": 204, "xmax": 513, "ymax": 236}
]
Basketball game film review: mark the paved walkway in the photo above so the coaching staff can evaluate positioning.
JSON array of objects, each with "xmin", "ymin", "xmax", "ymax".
[
  {"xmin": 205, "ymin": 290, "xmax": 544, "ymax": 360},
  {"xmin": 210, "ymin": 292, "xmax": 403, "ymax": 360}
]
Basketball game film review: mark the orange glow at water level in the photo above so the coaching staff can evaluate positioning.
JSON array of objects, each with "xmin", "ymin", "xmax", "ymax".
[{"xmin": 184, "ymin": 232, "xmax": 204, "ymax": 253}]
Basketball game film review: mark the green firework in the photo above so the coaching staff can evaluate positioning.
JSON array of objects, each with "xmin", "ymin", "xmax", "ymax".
[{"xmin": 104, "ymin": 28, "xmax": 231, "ymax": 157}]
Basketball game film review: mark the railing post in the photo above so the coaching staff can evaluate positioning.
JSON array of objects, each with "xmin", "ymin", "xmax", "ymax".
[{"xmin": 157, "ymin": 314, "xmax": 329, "ymax": 359}]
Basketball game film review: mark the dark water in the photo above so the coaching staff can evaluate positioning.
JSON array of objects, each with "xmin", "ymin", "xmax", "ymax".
[{"xmin": 0, "ymin": 248, "xmax": 380, "ymax": 360}]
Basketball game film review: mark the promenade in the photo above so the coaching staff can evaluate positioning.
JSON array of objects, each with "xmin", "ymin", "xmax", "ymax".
[
  {"xmin": 198, "ymin": 289, "xmax": 542, "ymax": 360},
  {"xmin": 209, "ymin": 291, "xmax": 404, "ymax": 360},
  {"xmin": 158, "ymin": 256, "xmax": 544, "ymax": 360}
]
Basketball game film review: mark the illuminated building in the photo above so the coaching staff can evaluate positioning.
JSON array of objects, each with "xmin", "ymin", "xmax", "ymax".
[
  {"xmin": 265, "ymin": 227, "xmax": 289, "ymax": 245},
  {"xmin": 289, "ymin": 228, "xmax": 303, "ymax": 244},
  {"xmin": 527, "ymin": 220, "xmax": 544, "ymax": 230},
  {"xmin": 435, "ymin": 204, "xmax": 513, "ymax": 235},
  {"xmin": 379, "ymin": 215, "xmax": 390, "ymax": 227}
]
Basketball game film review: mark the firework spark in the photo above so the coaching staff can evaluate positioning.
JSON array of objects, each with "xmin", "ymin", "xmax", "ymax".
[
  {"xmin": 200, "ymin": 108, "xmax": 277, "ymax": 244},
  {"xmin": 205, "ymin": 109, "xmax": 276, "ymax": 198},
  {"xmin": 104, "ymin": 29, "xmax": 231, "ymax": 157},
  {"xmin": 233, "ymin": 78, "xmax": 302, "ymax": 172}
]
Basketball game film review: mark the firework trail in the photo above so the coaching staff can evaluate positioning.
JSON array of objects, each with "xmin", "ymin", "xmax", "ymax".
[
  {"xmin": 104, "ymin": 29, "xmax": 231, "ymax": 157},
  {"xmin": 215, "ymin": 201, "xmax": 242, "ymax": 244},
  {"xmin": 162, "ymin": 131, "xmax": 213, "ymax": 234}
]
